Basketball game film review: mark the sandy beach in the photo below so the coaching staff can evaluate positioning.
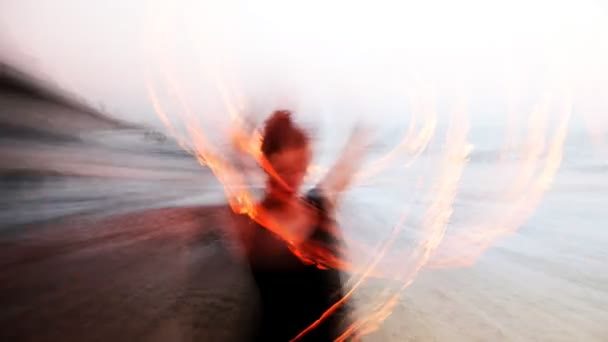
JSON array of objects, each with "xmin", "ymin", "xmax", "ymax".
[
  {"xmin": 1, "ymin": 206, "xmax": 258, "ymax": 341},
  {"xmin": 2, "ymin": 191, "xmax": 606, "ymax": 342}
]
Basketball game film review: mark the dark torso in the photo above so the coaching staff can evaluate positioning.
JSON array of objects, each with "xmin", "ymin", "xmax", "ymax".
[{"xmin": 245, "ymin": 189, "xmax": 350, "ymax": 341}]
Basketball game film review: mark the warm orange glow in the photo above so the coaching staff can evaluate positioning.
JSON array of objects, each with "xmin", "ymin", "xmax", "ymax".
[
  {"xmin": 141, "ymin": 3, "xmax": 580, "ymax": 339},
  {"xmin": 290, "ymin": 210, "xmax": 407, "ymax": 341}
]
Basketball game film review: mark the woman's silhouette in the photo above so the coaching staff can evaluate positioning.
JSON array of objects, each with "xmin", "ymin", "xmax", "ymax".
[{"xmin": 229, "ymin": 110, "xmax": 368, "ymax": 341}]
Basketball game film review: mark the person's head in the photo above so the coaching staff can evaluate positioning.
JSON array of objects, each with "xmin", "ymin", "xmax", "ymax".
[{"xmin": 261, "ymin": 110, "xmax": 311, "ymax": 201}]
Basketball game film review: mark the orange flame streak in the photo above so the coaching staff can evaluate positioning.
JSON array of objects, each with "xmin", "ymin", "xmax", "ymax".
[
  {"xmin": 229, "ymin": 125, "xmax": 292, "ymax": 193},
  {"xmin": 147, "ymin": 77, "xmax": 255, "ymax": 214},
  {"xmin": 151, "ymin": 40, "xmax": 342, "ymax": 257},
  {"xmin": 148, "ymin": 62, "xmax": 329, "ymax": 268},
  {"xmin": 290, "ymin": 89, "xmax": 444, "ymax": 340},
  {"xmin": 213, "ymin": 66, "xmax": 244, "ymax": 124},
  {"xmin": 305, "ymin": 83, "xmax": 438, "ymax": 187},
  {"xmin": 143, "ymin": 5, "xmax": 272, "ymax": 217},
  {"xmin": 142, "ymin": 7, "xmax": 437, "ymax": 339},
  {"xmin": 142, "ymin": 5, "xmax": 580, "ymax": 339},
  {"xmin": 355, "ymin": 111, "xmax": 436, "ymax": 182},
  {"xmin": 142, "ymin": 3, "xmax": 197, "ymax": 156},
  {"xmin": 289, "ymin": 212, "xmax": 407, "ymax": 342},
  {"xmin": 354, "ymin": 86, "xmax": 437, "ymax": 183},
  {"xmin": 336, "ymin": 295, "xmax": 400, "ymax": 342},
  {"xmin": 142, "ymin": 6, "xmax": 461, "ymax": 338},
  {"xmin": 463, "ymin": 96, "xmax": 569, "ymax": 258},
  {"xmin": 200, "ymin": 50, "xmax": 297, "ymax": 194},
  {"xmin": 354, "ymin": 100, "xmax": 419, "ymax": 180},
  {"xmin": 144, "ymin": 80, "xmax": 195, "ymax": 154},
  {"xmin": 337, "ymin": 99, "xmax": 471, "ymax": 340},
  {"xmin": 428, "ymin": 90, "xmax": 572, "ymax": 269},
  {"xmin": 289, "ymin": 95, "xmax": 469, "ymax": 340},
  {"xmin": 143, "ymin": 22, "xmax": 257, "ymax": 215},
  {"xmin": 191, "ymin": 27, "xmax": 250, "ymax": 135}
]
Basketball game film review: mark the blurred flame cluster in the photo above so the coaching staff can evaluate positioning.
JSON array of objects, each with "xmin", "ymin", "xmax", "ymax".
[{"xmin": 142, "ymin": 2, "xmax": 578, "ymax": 340}]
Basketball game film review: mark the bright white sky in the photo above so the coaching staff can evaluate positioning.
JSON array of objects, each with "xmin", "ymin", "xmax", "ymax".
[{"xmin": 1, "ymin": 0, "xmax": 607, "ymax": 129}]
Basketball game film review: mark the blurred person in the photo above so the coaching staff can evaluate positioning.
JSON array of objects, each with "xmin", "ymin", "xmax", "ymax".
[{"xmin": 228, "ymin": 110, "xmax": 369, "ymax": 341}]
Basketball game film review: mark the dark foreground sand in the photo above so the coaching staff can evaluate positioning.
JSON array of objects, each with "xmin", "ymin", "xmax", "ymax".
[
  {"xmin": 1, "ymin": 206, "xmax": 262, "ymax": 342},
  {"xmin": 2, "ymin": 204, "xmax": 607, "ymax": 342}
]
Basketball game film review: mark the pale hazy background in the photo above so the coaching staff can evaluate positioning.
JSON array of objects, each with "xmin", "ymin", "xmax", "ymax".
[{"xmin": 1, "ymin": 0, "xmax": 607, "ymax": 131}]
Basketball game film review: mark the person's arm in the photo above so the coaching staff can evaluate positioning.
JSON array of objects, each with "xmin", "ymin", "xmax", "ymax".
[{"xmin": 317, "ymin": 124, "xmax": 370, "ymax": 206}]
